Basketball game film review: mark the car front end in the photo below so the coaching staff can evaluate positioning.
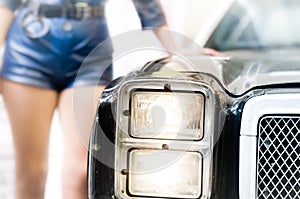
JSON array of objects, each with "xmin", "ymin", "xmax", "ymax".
[
  {"xmin": 88, "ymin": 51, "xmax": 300, "ymax": 198},
  {"xmin": 88, "ymin": 0, "xmax": 300, "ymax": 198}
]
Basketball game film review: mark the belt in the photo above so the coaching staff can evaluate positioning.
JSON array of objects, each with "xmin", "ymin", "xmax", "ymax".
[
  {"xmin": 27, "ymin": 2, "xmax": 105, "ymax": 20},
  {"xmin": 21, "ymin": 1, "xmax": 105, "ymax": 38}
]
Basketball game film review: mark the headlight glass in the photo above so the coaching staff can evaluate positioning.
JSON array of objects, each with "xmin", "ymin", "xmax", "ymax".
[
  {"xmin": 128, "ymin": 149, "xmax": 202, "ymax": 198},
  {"xmin": 130, "ymin": 91, "xmax": 204, "ymax": 140}
]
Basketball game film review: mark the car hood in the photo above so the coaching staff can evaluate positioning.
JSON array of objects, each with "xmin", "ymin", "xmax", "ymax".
[{"xmin": 173, "ymin": 48, "xmax": 300, "ymax": 96}]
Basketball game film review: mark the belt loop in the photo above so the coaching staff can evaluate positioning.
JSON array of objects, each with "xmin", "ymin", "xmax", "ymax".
[{"xmin": 26, "ymin": 0, "xmax": 40, "ymax": 16}]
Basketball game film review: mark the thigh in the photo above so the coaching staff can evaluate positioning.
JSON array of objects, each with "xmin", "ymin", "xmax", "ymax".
[
  {"xmin": 58, "ymin": 85, "xmax": 105, "ymax": 152},
  {"xmin": 58, "ymin": 86, "xmax": 104, "ymax": 198},
  {"xmin": 58, "ymin": 85, "xmax": 104, "ymax": 199},
  {"xmin": 2, "ymin": 79, "xmax": 58, "ymax": 164}
]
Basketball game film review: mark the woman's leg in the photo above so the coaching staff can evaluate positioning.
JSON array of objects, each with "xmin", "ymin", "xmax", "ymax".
[
  {"xmin": 0, "ymin": 77, "xmax": 2, "ymax": 93},
  {"xmin": 58, "ymin": 86, "xmax": 105, "ymax": 199},
  {"xmin": 2, "ymin": 79, "xmax": 58, "ymax": 199}
]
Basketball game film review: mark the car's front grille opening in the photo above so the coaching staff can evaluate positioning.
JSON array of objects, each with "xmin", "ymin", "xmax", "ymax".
[{"xmin": 257, "ymin": 116, "xmax": 300, "ymax": 199}]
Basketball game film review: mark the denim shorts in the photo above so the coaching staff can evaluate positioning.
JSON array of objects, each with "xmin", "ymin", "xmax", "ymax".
[{"xmin": 1, "ymin": 8, "xmax": 113, "ymax": 92}]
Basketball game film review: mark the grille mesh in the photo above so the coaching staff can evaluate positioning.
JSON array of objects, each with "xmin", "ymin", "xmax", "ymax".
[{"xmin": 257, "ymin": 116, "xmax": 300, "ymax": 199}]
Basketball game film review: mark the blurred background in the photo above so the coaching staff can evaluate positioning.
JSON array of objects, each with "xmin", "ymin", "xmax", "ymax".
[{"xmin": 0, "ymin": 0, "xmax": 229, "ymax": 198}]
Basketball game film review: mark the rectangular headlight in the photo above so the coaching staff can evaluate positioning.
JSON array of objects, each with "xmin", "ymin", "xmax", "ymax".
[
  {"xmin": 130, "ymin": 91, "xmax": 204, "ymax": 140},
  {"xmin": 128, "ymin": 149, "xmax": 202, "ymax": 198}
]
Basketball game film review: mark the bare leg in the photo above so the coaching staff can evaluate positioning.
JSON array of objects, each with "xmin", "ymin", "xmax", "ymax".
[
  {"xmin": 59, "ymin": 86, "xmax": 105, "ymax": 199},
  {"xmin": 0, "ymin": 77, "xmax": 2, "ymax": 93},
  {"xmin": 2, "ymin": 79, "xmax": 58, "ymax": 199}
]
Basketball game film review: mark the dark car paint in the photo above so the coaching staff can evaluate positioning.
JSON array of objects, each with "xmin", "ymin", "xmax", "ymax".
[{"xmin": 87, "ymin": 54, "xmax": 300, "ymax": 198}]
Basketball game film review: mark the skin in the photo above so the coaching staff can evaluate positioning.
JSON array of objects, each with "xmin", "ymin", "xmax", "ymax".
[
  {"xmin": 2, "ymin": 79, "xmax": 105, "ymax": 199},
  {"xmin": 0, "ymin": 6, "xmax": 14, "ymax": 93},
  {"xmin": 0, "ymin": 6, "xmax": 13, "ymax": 43},
  {"xmin": 153, "ymin": 25, "xmax": 225, "ymax": 57}
]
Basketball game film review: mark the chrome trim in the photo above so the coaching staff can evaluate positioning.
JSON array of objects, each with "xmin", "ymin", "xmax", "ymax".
[
  {"xmin": 239, "ymin": 93, "xmax": 300, "ymax": 199},
  {"xmin": 240, "ymin": 136, "xmax": 257, "ymax": 199},
  {"xmin": 240, "ymin": 93, "xmax": 300, "ymax": 136}
]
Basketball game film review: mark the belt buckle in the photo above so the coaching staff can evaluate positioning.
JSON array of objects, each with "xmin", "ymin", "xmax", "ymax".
[
  {"xmin": 22, "ymin": 0, "xmax": 50, "ymax": 38},
  {"xmin": 74, "ymin": 2, "xmax": 92, "ymax": 20}
]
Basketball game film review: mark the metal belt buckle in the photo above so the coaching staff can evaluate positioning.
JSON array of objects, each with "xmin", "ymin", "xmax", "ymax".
[
  {"xmin": 74, "ymin": 2, "xmax": 92, "ymax": 20},
  {"xmin": 21, "ymin": 0, "xmax": 50, "ymax": 38}
]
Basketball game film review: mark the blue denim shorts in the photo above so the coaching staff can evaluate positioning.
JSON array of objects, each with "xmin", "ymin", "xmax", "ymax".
[{"xmin": 1, "ymin": 8, "xmax": 113, "ymax": 92}]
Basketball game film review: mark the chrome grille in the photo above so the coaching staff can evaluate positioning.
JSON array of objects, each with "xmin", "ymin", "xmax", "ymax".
[{"xmin": 257, "ymin": 116, "xmax": 300, "ymax": 199}]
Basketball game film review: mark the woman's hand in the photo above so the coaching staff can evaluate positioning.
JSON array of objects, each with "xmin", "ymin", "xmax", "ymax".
[
  {"xmin": 203, "ymin": 47, "xmax": 225, "ymax": 57},
  {"xmin": 0, "ymin": 44, "xmax": 4, "ymax": 93},
  {"xmin": 152, "ymin": 26, "xmax": 225, "ymax": 57},
  {"xmin": 0, "ymin": 6, "xmax": 14, "ymax": 43}
]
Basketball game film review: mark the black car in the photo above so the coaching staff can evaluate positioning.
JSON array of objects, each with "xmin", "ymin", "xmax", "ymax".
[{"xmin": 88, "ymin": 0, "xmax": 300, "ymax": 198}]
